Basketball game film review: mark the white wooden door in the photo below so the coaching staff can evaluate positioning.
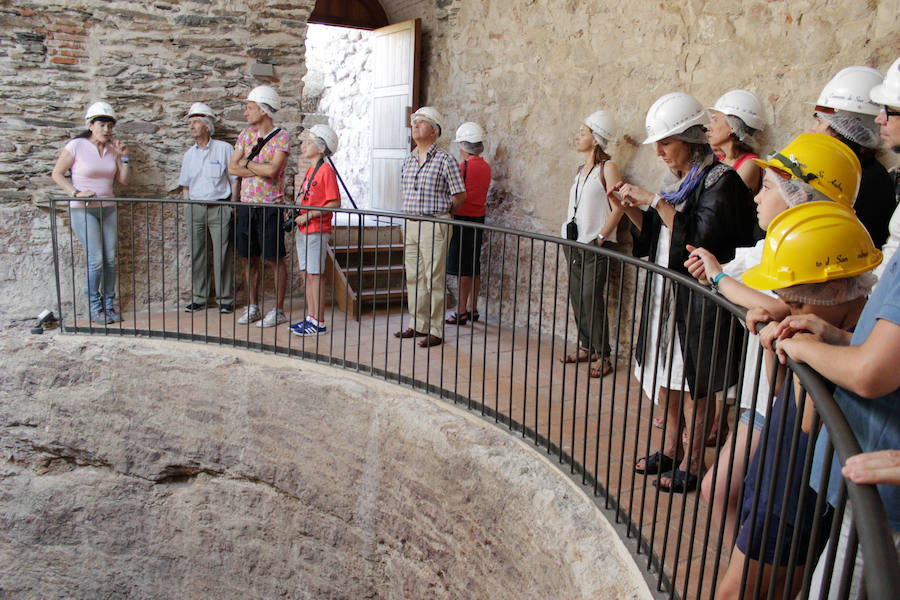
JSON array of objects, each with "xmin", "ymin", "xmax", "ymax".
[{"xmin": 370, "ymin": 18, "xmax": 420, "ymax": 211}]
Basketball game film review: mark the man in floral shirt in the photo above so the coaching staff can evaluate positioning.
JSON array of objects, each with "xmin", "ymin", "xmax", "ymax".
[{"xmin": 228, "ymin": 85, "xmax": 291, "ymax": 327}]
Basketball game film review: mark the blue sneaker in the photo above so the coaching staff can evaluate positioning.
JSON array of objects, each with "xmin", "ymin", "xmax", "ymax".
[
  {"xmin": 290, "ymin": 318, "xmax": 327, "ymax": 336},
  {"xmin": 105, "ymin": 308, "xmax": 122, "ymax": 323}
]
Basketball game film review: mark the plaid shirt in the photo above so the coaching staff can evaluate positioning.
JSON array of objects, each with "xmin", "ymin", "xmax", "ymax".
[{"xmin": 401, "ymin": 144, "xmax": 465, "ymax": 215}]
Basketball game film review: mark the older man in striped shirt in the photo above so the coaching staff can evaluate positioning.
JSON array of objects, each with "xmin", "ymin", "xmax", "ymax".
[{"xmin": 394, "ymin": 107, "xmax": 466, "ymax": 347}]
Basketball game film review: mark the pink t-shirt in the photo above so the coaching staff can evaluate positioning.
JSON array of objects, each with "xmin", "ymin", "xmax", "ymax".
[
  {"xmin": 64, "ymin": 137, "xmax": 118, "ymax": 207},
  {"xmin": 236, "ymin": 126, "xmax": 290, "ymax": 204}
]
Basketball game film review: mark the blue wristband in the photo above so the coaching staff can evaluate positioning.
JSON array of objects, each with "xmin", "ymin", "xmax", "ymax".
[
  {"xmin": 119, "ymin": 157, "xmax": 130, "ymax": 163},
  {"xmin": 710, "ymin": 272, "xmax": 727, "ymax": 291}
]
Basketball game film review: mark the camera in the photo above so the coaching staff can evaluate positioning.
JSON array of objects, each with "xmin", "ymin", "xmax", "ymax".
[
  {"xmin": 566, "ymin": 219, "xmax": 579, "ymax": 241},
  {"xmin": 282, "ymin": 209, "xmax": 299, "ymax": 232}
]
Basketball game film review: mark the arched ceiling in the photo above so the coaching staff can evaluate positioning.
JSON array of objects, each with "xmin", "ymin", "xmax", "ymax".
[
  {"xmin": 309, "ymin": 0, "xmax": 389, "ymax": 29},
  {"xmin": 310, "ymin": 0, "xmax": 427, "ymax": 29}
]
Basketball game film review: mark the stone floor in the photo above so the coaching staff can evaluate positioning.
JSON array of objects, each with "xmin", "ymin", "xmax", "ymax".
[{"xmin": 67, "ymin": 300, "xmax": 745, "ymax": 600}]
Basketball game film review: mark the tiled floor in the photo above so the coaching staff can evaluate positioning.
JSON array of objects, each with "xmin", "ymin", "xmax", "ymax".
[{"xmin": 71, "ymin": 301, "xmax": 747, "ymax": 599}]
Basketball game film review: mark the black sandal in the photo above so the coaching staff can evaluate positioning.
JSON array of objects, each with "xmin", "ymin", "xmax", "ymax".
[
  {"xmin": 446, "ymin": 311, "xmax": 470, "ymax": 325},
  {"xmin": 634, "ymin": 452, "xmax": 676, "ymax": 475},
  {"xmin": 471, "ymin": 309, "xmax": 480, "ymax": 322}
]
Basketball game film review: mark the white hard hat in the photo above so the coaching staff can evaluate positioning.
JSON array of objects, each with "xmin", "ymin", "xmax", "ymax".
[
  {"xmin": 187, "ymin": 102, "xmax": 215, "ymax": 119},
  {"xmin": 454, "ymin": 121, "xmax": 485, "ymax": 143},
  {"xmin": 248, "ymin": 85, "xmax": 281, "ymax": 112},
  {"xmin": 643, "ymin": 92, "xmax": 709, "ymax": 144},
  {"xmin": 410, "ymin": 106, "xmax": 444, "ymax": 137},
  {"xmin": 870, "ymin": 56, "xmax": 900, "ymax": 108},
  {"xmin": 583, "ymin": 110, "xmax": 616, "ymax": 147},
  {"xmin": 309, "ymin": 124, "xmax": 339, "ymax": 156},
  {"xmin": 815, "ymin": 66, "xmax": 883, "ymax": 116},
  {"xmin": 709, "ymin": 89, "xmax": 765, "ymax": 131},
  {"xmin": 84, "ymin": 101, "xmax": 116, "ymax": 124}
]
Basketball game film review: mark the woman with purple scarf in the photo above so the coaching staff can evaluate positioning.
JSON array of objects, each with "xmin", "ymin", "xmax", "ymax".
[{"xmin": 610, "ymin": 92, "xmax": 758, "ymax": 493}]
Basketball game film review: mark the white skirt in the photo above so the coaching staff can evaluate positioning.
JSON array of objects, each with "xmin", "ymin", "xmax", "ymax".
[{"xmin": 634, "ymin": 226, "xmax": 686, "ymax": 402}]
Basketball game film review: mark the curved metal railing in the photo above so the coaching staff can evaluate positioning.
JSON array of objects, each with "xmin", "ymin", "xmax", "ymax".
[{"xmin": 48, "ymin": 197, "xmax": 899, "ymax": 599}]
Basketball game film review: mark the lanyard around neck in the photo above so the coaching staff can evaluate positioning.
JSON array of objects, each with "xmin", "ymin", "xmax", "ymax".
[{"xmin": 573, "ymin": 163, "xmax": 596, "ymax": 215}]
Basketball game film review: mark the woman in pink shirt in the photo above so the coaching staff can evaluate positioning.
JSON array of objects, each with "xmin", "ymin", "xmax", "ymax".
[{"xmin": 52, "ymin": 101, "xmax": 131, "ymax": 323}]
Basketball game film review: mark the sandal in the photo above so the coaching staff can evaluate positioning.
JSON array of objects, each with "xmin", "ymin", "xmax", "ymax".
[
  {"xmin": 634, "ymin": 452, "xmax": 676, "ymax": 475},
  {"xmin": 445, "ymin": 311, "xmax": 470, "ymax": 325},
  {"xmin": 589, "ymin": 358, "xmax": 613, "ymax": 378},
  {"xmin": 560, "ymin": 348, "xmax": 598, "ymax": 364},
  {"xmin": 394, "ymin": 328, "xmax": 426, "ymax": 339},
  {"xmin": 418, "ymin": 334, "xmax": 443, "ymax": 347},
  {"xmin": 654, "ymin": 469, "xmax": 699, "ymax": 494},
  {"xmin": 471, "ymin": 309, "xmax": 480, "ymax": 322}
]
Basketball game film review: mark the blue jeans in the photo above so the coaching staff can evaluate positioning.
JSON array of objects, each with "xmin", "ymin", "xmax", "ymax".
[{"xmin": 70, "ymin": 206, "xmax": 118, "ymax": 314}]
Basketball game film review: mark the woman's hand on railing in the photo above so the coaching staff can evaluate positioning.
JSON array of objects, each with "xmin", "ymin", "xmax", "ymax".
[
  {"xmin": 745, "ymin": 306, "xmax": 778, "ymax": 335},
  {"xmin": 772, "ymin": 314, "xmax": 853, "ymax": 365},
  {"xmin": 773, "ymin": 314, "xmax": 852, "ymax": 347},
  {"xmin": 842, "ymin": 450, "xmax": 900, "ymax": 486},
  {"xmin": 75, "ymin": 190, "xmax": 97, "ymax": 198},
  {"xmin": 758, "ymin": 320, "xmax": 781, "ymax": 351},
  {"xmin": 684, "ymin": 244, "xmax": 721, "ymax": 286}
]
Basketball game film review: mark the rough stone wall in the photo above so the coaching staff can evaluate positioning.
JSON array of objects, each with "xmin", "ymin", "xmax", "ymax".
[
  {"xmin": 2, "ymin": 0, "xmax": 898, "ymax": 332},
  {"xmin": 302, "ymin": 24, "xmax": 374, "ymax": 208},
  {"xmin": 1, "ymin": 330, "xmax": 652, "ymax": 600},
  {"xmin": 406, "ymin": 0, "xmax": 899, "ymax": 345},
  {"xmin": 0, "ymin": 0, "xmax": 313, "ymax": 318}
]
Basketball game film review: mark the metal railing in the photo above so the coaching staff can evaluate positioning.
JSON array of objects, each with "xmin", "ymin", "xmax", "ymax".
[{"xmin": 48, "ymin": 196, "xmax": 899, "ymax": 599}]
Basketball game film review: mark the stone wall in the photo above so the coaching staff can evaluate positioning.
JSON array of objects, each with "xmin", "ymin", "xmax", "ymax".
[
  {"xmin": 420, "ymin": 0, "xmax": 898, "ymax": 233},
  {"xmin": 302, "ymin": 23, "xmax": 374, "ymax": 208},
  {"xmin": 406, "ymin": 0, "xmax": 898, "ymax": 346},
  {"xmin": 1, "ymin": 0, "xmax": 898, "ymax": 331},
  {"xmin": 0, "ymin": 0, "xmax": 313, "ymax": 318},
  {"xmin": 1, "ymin": 330, "xmax": 653, "ymax": 600}
]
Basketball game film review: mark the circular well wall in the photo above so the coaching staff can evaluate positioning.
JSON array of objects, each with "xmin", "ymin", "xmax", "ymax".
[{"xmin": 0, "ymin": 331, "xmax": 650, "ymax": 599}]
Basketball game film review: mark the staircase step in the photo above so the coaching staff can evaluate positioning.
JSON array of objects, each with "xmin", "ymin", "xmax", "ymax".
[
  {"xmin": 332, "ymin": 242, "xmax": 405, "ymax": 253},
  {"xmin": 358, "ymin": 287, "xmax": 408, "ymax": 302}
]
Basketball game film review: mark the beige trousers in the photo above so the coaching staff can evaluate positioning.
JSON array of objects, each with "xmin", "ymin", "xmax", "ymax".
[{"xmin": 404, "ymin": 216, "xmax": 451, "ymax": 337}]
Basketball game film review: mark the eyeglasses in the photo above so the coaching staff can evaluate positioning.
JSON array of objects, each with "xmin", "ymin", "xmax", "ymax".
[{"xmin": 882, "ymin": 105, "xmax": 900, "ymax": 119}]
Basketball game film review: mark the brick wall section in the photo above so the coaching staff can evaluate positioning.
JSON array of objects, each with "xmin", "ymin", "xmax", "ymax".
[
  {"xmin": 0, "ymin": 1, "xmax": 314, "ymax": 319},
  {"xmin": 0, "ymin": 1, "xmax": 314, "ymax": 204}
]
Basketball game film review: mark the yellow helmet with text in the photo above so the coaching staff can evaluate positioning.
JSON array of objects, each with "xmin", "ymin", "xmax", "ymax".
[
  {"xmin": 742, "ymin": 201, "xmax": 882, "ymax": 290},
  {"xmin": 751, "ymin": 133, "xmax": 861, "ymax": 207}
]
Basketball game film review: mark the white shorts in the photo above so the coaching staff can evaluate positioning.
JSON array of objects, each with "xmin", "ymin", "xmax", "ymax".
[{"xmin": 295, "ymin": 231, "xmax": 329, "ymax": 275}]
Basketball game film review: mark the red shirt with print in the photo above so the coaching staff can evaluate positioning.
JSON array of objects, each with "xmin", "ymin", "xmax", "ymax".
[{"xmin": 296, "ymin": 161, "xmax": 340, "ymax": 234}]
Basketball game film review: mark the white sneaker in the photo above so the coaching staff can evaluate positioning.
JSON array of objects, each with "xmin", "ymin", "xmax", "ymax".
[
  {"xmin": 237, "ymin": 305, "xmax": 260, "ymax": 324},
  {"xmin": 257, "ymin": 308, "xmax": 287, "ymax": 328}
]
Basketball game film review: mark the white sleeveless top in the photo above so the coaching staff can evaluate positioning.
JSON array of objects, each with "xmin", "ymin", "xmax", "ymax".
[{"xmin": 561, "ymin": 163, "xmax": 617, "ymax": 244}]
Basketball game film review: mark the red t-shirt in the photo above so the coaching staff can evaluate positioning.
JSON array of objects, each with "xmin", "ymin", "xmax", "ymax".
[
  {"xmin": 296, "ymin": 161, "xmax": 340, "ymax": 234},
  {"xmin": 455, "ymin": 156, "xmax": 491, "ymax": 217}
]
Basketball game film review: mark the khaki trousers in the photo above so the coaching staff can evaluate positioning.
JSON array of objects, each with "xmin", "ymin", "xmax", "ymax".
[
  {"xmin": 185, "ymin": 202, "xmax": 233, "ymax": 304},
  {"xmin": 404, "ymin": 216, "xmax": 451, "ymax": 337}
]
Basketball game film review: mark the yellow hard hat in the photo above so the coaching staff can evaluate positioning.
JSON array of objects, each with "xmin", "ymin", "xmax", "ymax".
[
  {"xmin": 742, "ymin": 201, "xmax": 882, "ymax": 290},
  {"xmin": 752, "ymin": 133, "xmax": 861, "ymax": 207}
]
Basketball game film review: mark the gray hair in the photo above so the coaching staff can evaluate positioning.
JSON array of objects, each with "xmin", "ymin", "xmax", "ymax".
[
  {"xmin": 192, "ymin": 115, "xmax": 214, "ymax": 136},
  {"xmin": 674, "ymin": 124, "xmax": 710, "ymax": 145},
  {"xmin": 724, "ymin": 114, "xmax": 757, "ymax": 143},
  {"xmin": 459, "ymin": 141, "xmax": 484, "ymax": 155},
  {"xmin": 259, "ymin": 102, "xmax": 277, "ymax": 118}
]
